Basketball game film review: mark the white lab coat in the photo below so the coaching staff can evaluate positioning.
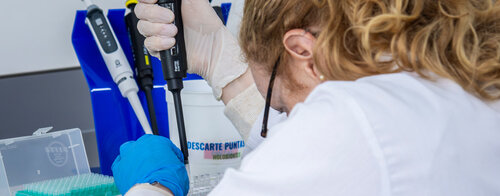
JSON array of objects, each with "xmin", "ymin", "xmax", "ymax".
[
  {"xmin": 209, "ymin": 72, "xmax": 500, "ymax": 195},
  {"xmin": 243, "ymin": 108, "xmax": 287, "ymax": 156},
  {"xmin": 127, "ymin": 72, "xmax": 500, "ymax": 196}
]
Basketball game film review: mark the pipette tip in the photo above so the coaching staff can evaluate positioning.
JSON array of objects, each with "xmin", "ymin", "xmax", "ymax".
[{"xmin": 127, "ymin": 92, "xmax": 154, "ymax": 135}]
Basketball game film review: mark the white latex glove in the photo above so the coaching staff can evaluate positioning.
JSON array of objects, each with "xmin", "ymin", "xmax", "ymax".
[{"xmin": 135, "ymin": 0, "xmax": 248, "ymax": 100}]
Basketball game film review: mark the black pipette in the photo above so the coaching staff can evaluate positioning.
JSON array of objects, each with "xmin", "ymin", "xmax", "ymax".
[
  {"xmin": 156, "ymin": 0, "xmax": 190, "ymax": 166},
  {"xmin": 125, "ymin": 0, "xmax": 159, "ymax": 135}
]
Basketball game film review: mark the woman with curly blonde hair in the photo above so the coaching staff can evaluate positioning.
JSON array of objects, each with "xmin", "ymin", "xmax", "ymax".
[{"xmin": 112, "ymin": 0, "xmax": 500, "ymax": 195}]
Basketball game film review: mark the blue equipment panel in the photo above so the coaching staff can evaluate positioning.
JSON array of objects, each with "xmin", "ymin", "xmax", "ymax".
[
  {"xmin": 221, "ymin": 3, "xmax": 232, "ymax": 25},
  {"xmin": 71, "ymin": 9, "xmax": 201, "ymax": 175}
]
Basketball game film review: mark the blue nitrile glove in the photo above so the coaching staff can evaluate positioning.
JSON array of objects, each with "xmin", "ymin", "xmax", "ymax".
[{"xmin": 112, "ymin": 134, "xmax": 189, "ymax": 196}]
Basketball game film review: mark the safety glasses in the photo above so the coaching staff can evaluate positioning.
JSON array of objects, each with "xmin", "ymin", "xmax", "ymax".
[{"xmin": 260, "ymin": 56, "xmax": 280, "ymax": 138}]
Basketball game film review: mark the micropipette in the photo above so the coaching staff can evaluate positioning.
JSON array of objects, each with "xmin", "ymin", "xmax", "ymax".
[
  {"xmin": 125, "ymin": 0, "xmax": 159, "ymax": 135},
  {"xmin": 156, "ymin": 0, "xmax": 190, "ymax": 167},
  {"xmin": 82, "ymin": 0, "xmax": 153, "ymax": 135}
]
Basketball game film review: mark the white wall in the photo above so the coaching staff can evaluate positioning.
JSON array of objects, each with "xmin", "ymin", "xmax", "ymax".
[{"xmin": 0, "ymin": 0, "xmax": 124, "ymax": 77}]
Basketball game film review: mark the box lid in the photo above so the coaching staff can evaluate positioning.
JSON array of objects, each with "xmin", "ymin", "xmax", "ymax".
[{"xmin": 0, "ymin": 128, "xmax": 90, "ymax": 195}]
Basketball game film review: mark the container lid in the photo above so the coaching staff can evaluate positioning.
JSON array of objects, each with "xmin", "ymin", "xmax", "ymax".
[
  {"xmin": 165, "ymin": 80, "xmax": 224, "ymax": 106},
  {"xmin": 0, "ymin": 128, "xmax": 90, "ymax": 195}
]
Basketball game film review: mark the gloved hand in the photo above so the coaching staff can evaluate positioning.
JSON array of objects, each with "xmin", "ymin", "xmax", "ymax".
[
  {"xmin": 112, "ymin": 134, "xmax": 189, "ymax": 196},
  {"xmin": 135, "ymin": 0, "xmax": 248, "ymax": 100}
]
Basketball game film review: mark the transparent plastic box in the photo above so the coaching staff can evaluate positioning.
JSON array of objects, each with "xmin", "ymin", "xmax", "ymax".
[{"xmin": 0, "ymin": 128, "xmax": 90, "ymax": 195}]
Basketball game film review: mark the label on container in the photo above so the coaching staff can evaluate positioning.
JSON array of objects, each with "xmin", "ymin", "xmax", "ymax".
[{"xmin": 187, "ymin": 140, "xmax": 245, "ymax": 160}]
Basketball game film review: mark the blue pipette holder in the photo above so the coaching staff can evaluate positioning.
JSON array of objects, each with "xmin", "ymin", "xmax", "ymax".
[{"xmin": 71, "ymin": 9, "xmax": 201, "ymax": 175}]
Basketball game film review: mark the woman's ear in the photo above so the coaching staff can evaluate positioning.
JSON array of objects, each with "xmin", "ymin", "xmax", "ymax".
[
  {"xmin": 283, "ymin": 29, "xmax": 321, "ymax": 82},
  {"xmin": 283, "ymin": 29, "xmax": 315, "ymax": 60}
]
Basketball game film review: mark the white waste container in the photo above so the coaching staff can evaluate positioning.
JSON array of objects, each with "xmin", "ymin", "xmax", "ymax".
[{"xmin": 165, "ymin": 80, "xmax": 244, "ymax": 178}]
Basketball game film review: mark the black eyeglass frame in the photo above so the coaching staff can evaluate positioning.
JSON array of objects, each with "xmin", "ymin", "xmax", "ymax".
[{"xmin": 260, "ymin": 56, "xmax": 280, "ymax": 138}]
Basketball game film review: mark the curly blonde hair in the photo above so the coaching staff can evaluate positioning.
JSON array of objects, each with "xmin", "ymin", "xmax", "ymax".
[{"xmin": 240, "ymin": 0, "xmax": 500, "ymax": 100}]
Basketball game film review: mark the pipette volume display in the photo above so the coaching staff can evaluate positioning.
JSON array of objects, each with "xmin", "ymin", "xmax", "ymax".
[{"xmin": 83, "ymin": 0, "xmax": 153, "ymax": 135}]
